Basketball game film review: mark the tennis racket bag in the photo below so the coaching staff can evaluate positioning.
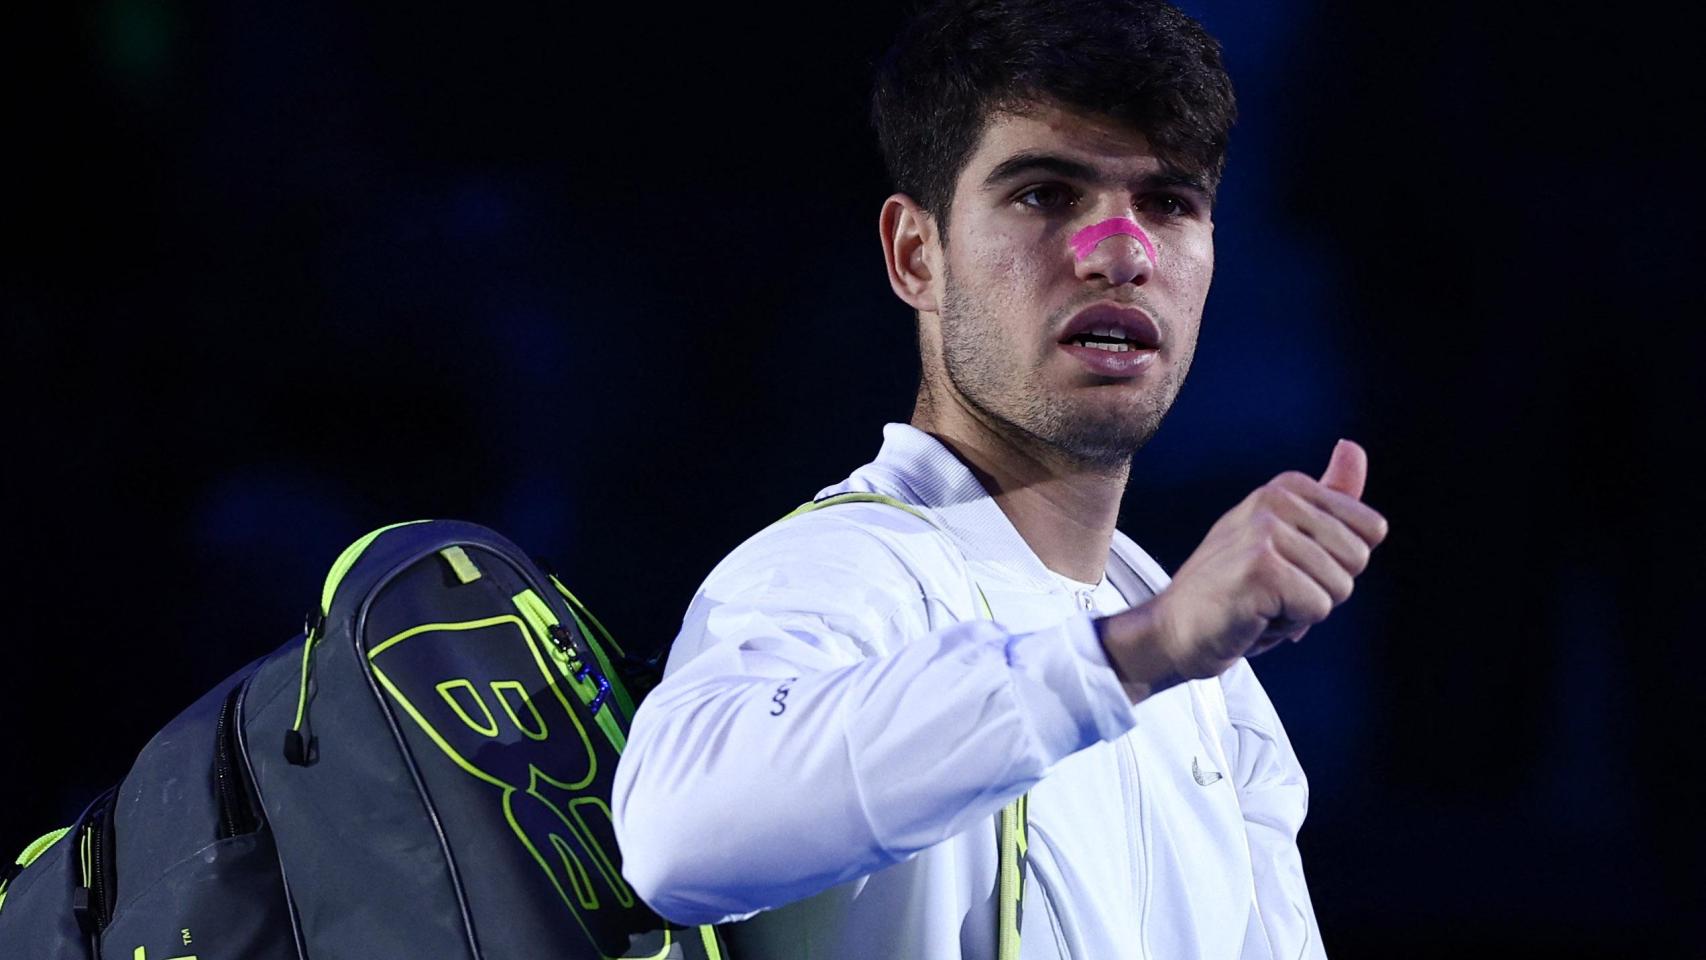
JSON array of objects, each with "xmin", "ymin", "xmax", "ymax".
[{"xmin": 0, "ymin": 518, "xmax": 727, "ymax": 960}]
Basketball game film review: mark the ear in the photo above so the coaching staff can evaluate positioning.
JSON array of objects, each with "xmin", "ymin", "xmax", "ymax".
[{"xmin": 879, "ymin": 193, "xmax": 940, "ymax": 314}]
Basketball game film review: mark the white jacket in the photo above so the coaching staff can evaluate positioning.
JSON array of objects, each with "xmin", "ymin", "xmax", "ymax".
[{"xmin": 613, "ymin": 424, "xmax": 1326, "ymax": 959}]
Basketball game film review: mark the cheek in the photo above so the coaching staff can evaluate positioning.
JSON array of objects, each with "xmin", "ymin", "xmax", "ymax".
[
  {"xmin": 957, "ymin": 230, "xmax": 1051, "ymax": 309},
  {"xmin": 1163, "ymin": 233, "xmax": 1214, "ymax": 304},
  {"xmin": 985, "ymin": 229, "xmax": 1048, "ymax": 284}
]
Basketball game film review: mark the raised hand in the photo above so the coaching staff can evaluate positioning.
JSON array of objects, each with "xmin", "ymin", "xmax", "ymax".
[{"xmin": 1099, "ymin": 440, "xmax": 1389, "ymax": 698}]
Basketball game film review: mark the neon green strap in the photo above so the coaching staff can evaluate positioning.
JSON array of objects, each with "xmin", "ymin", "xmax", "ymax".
[
  {"xmin": 549, "ymin": 577, "xmax": 628, "ymax": 658},
  {"xmin": 15, "ymin": 826, "xmax": 70, "ymax": 870},
  {"xmin": 698, "ymin": 924, "xmax": 723, "ymax": 959},
  {"xmin": 998, "ymin": 796, "xmax": 1026, "ymax": 960},
  {"xmin": 786, "ymin": 492, "xmax": 1027, "ymax": 960},
  {"xmin": 780, "ymin": 491, "xmax": 935, "ymax": 526},
  {"xmin": 0, "ymin": 826, "xmax": 73, "ymax": 913}
]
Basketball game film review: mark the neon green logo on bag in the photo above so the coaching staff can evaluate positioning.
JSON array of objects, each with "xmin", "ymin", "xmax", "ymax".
[{"xmin": 366, "ymin": 600, "xmax": 666, "ymax": 960}]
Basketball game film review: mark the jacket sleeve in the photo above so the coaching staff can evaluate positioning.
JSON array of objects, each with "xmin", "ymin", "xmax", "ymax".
[
  {"xmin": 1220, "ymin": 659, "xmax": 1328, "ymax": 959},
  {"xmin": 611, "ymin": 513, "xmax": 1138, "ymax": 925}
]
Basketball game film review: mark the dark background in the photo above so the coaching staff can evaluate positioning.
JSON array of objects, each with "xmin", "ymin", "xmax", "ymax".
[{"xmin": 4, "ymin": 1, "xmax": 1701, "ymax": 955}]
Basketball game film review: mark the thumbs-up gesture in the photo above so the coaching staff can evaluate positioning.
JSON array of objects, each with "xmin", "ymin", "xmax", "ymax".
[{"xmin": 1100, "ymin": 441, "xmax": 1389, "ymax": 696}]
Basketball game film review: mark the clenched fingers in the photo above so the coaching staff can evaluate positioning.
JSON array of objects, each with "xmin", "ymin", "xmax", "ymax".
[
  {"xmin": 1269, "ymin": 471, "xmax": 1388, "ymax": 550},
  {"xmin": 1249, "ymin": 482, "xmax": 1375, "ymax": 579},
  {"xmin": 1263, "ymin": 534, "xmax": 1339, "ymax": 623},
  {"xmin": 1270, "ymin": 520, "xmax": 1356, "ymax": 606}
]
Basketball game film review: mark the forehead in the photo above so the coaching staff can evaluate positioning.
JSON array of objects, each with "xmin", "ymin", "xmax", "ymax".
[{"xmin": 960, "ymin": 102, "xmax": 1160, "ymax": 180}]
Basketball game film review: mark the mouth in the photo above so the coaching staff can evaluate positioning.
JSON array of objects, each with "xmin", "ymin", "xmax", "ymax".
[{"xmin": 1056, "ymin": 303, "xmax": 1163, "ymax": 353}]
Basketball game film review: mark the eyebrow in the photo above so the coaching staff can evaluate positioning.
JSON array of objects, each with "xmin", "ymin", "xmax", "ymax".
[
  {"xmin": 982, "ymin": 152, "xmax": 1100, "ymax": 188},
  {"xmin": 980, "ymin": 151, "xmax": 1214, "ymax": 202}
]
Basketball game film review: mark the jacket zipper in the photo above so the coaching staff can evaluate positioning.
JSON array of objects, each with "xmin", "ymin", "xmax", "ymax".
[
  {"xmin": 1101, "ymin": 546, "xmax": 1160, "ymax": 960},
  {"xmin": 214, "ymin": 681, "xmax": 259, "ymax": 838},
  {"xmin": 1118, "ymin": 737, "xmax": 1154, "ymax": 960}
]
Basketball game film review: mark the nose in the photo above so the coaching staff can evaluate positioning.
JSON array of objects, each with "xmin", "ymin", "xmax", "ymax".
[{"xmin": 1070, "ymin": 217, "xmax": 1156, "ymax": 287}]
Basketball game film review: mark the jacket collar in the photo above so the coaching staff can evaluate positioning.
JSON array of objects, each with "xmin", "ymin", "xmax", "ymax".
[{"xmin": 855, "ymin": 423, "xmax": 1164, "ymax": 596}]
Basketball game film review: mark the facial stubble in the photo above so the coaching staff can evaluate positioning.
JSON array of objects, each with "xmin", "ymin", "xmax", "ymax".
[{"xmin": 933, "ymin": 262, "xmax": 1194, "ymax": 471}]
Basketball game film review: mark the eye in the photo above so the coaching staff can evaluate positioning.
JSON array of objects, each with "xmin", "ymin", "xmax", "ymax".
[
  {"xmin": 1014, "ymin": 183, "xmax": 1077, "ymax": 211},
  {"xmin": 1141, "ymin": 193, "xmax": 1196, "ymax": 219}
]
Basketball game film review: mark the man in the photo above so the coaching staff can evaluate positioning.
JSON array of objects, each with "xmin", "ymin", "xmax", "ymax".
[{"xmin": 612, "ymin": 1, "xmax": 1387, "ymax": 957}]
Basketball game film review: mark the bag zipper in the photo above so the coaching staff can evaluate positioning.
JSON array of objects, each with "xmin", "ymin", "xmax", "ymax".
[
  {"xmin": 72, "ymin": 788, "xmax": 118, "ymax": 938},
  {"xmin": 287, "ymin": 519, "xmax": 432, "ymax": 765},
  {"xmin": 511, "ymin": 587, "xmax": 626, "ymax": 753},
  {"xmin": 548, "ymin": 573, "xmax": 656, "ymax": 714},
  {"xmin": 285, "ymin": 526, "xmax": 675, "ymax": 786},
  {"xmin": 214, "ymin": 680, "xmax": 260, "ymax": 837}
]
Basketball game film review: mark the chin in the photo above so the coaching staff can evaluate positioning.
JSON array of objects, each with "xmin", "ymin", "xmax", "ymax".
[{"xmin": 1037, "ymin": 404, "xmax": 1166, "ymax": 468}]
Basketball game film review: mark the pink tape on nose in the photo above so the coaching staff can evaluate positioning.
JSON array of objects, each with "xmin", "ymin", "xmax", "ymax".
[{"xmin": 1069, "ymin": 218, "xmax": 1158, "ymax": 266}]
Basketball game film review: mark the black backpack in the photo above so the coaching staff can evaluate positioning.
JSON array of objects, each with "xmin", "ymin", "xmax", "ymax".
[{"xmin": 0, "ymin": 519, "xmax": 727, "ymax": 960}]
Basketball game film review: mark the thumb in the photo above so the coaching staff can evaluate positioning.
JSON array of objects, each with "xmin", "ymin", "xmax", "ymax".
[{"xmin": 1320, "ymin": 438, "xmax": 1368, "ymax": 500}]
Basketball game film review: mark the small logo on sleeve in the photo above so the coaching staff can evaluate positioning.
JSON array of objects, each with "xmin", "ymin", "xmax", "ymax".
[
  {"xmin": 769, "ymin": 678, "xmax": 798, "ymax": 716},
  {"xmin": 1191, "ymin": 757, "xmax": 1223, "ymax": 786}
]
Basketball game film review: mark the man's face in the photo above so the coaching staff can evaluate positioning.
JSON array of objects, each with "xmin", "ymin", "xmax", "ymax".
[{"xmin": 921, "ymin": 100, "xmax": 1216, "ymax": 468}]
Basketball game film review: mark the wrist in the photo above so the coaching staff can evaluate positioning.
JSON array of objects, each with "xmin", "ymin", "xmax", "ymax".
[{"xmin": 1094, "ymin": 601, "xmax": 1186, "ymax": 704}]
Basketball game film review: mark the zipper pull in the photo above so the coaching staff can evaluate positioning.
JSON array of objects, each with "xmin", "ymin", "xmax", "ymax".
[
  {"xmin": 548, "ymin": 622, "xmax": 613, "ymax": 714},
  {"xmin": 72, "ymin": 887, "xmax": 93, "ymax": 934},
  {"xmin": 285, "ymin": 608, "xmax": 325, "ymax": 766}
]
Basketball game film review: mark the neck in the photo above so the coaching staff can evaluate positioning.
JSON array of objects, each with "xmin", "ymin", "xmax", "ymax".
[{"xmin": 912, "ymin": 386, "xmax": 1129, "ymax": 584}]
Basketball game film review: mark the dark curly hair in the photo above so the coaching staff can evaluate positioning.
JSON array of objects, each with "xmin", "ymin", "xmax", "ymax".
[{"xmin": 871, "ymin": 0, "xmax": 1236, "ymax": 236}]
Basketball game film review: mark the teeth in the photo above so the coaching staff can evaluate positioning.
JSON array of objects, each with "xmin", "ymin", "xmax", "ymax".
[
  {"xmin": 1082, "ymin": 341, "xmax": 1133, "ymax": 352},
  {"xmin": 1089, "ymin": 326, "xmax": 1129, "ymax": 340}
]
